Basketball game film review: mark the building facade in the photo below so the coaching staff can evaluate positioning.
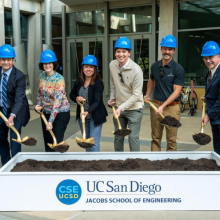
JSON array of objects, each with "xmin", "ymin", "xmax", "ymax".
[{"xmin": 1, "ymin": 0, "xmax": 219, "ymax": 108}]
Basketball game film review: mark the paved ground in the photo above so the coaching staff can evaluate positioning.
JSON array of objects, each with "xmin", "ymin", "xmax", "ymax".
[{"xmin": 0, "ymin": 104, "xmax": 219, "ymax": 220}]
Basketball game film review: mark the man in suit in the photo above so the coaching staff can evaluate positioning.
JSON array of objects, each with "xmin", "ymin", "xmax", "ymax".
[
  {"xmin": 201, "ymin": 41, "xmax": 220, "ymax": 155},
  {"xmin": 0, "ymin": 44, "xmax": 30, "ymax": 166}
]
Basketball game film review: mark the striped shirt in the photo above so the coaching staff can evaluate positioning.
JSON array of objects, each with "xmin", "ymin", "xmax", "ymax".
[{"xmin": 37, "ymin": 71, "xmax": 70, "ymax": 123}]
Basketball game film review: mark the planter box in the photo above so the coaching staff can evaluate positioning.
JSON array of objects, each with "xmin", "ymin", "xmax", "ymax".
[{"xmin": 0, "ymin": 151, "xmax": 220, "ymax": 211}]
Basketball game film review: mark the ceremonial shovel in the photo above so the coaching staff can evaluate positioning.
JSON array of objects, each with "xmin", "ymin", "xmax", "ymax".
[
  {"xmin": 110, "ymin": 103, "xmax": 131, "ymax": 137},
  {"xmin": 192, "ymin": 98, "xmax": 211, "ymax": 145},
  {"xmin": 144, "ymin": 100, "xmax": 181, "ymax": 128},
  {"xmin": 75, "ymin": 99, "xmax": 95, "ymax": 149},
  {"xmin": 35, "ymin": 107, "xmax": 69, "ymax": 153},
  {"xmin": 0, "ymin": 111, "xmax": 37, "ymax": 146}
]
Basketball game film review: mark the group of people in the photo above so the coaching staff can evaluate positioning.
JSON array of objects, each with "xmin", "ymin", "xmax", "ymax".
[{"xmin": 0, "ymin": 34, "xmax": 220, "ymax": 166}]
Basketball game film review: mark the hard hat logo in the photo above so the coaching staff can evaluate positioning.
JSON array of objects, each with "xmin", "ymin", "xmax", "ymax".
[
  {"xmin": 201, "ymin": 41, "xmax": 220, "ymax": 57},
  {"xmin": 0, "ymin": 44, "xmax": 16, "ymax": 58},
  {"xmin": 160, "ymin": 35, "xmax": 177, "ymax": 48},
  {"xmin": 114, "ymin": 37, "xmax": 132, "ymax": 50},
  {"xmin": 40, "ymin": 50, "xmax": 58, "ymax": 63},
  {"xmin": 81, "ymin": 55, "xmax": 98, "ymax": 67}
]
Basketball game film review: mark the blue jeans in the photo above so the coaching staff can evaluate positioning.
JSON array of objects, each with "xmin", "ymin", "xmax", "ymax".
[
  {"xmin": 78, "ymin": 118, "xmax": 102, "ymax": 152},
  {"xmin": 0, "ymin": 108, "xmax": 22, "ymax": 166}
]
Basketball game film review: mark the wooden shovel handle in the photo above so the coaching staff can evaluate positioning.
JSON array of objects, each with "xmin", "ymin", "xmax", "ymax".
[
  {"xmin": 0, "ymin": 111, "xmax": 22, "ymax": 141},
  {"xmin": 34, "ymin": 107, "xmax": 57, "ymax": 145},
  {"xmin": 200, "ymin": 98, "xmax": 206, "ymax": 133},
  {"xmin": 144, "ymin": 100, "xmax": 165, "ymax": 118}
]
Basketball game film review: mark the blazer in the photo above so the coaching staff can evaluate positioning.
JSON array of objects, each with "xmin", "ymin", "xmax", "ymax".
[
  {"xmin": 69, "ymin": 77, "xmax": 108, "ymax": 126},
  {"xmin": 0, "ymin": 66, "xmax": 30, "ymax": 127},
  {"xmin": 205, "ymin": 64, "xmax": 220, "ymax": 125}
]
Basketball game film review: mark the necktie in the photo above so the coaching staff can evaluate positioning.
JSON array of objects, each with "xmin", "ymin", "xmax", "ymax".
[
  {"xmin": 207, "ymin": 70, "xmax": 212, "ymax": 86},
  {"xmin": 2, "ymin": 73, "xmax": 8, "ymax": 116}
]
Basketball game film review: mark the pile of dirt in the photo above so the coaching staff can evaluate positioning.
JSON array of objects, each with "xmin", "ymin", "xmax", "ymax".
[
  {"xmin": 114, "ymin": 129, "xmax": 131, "ymax": 137},
  {"xmin": 160, "ymin": 116, "xmax": 182, "ymax": 128},
  {"xmin": 193, "ymin": 133, "xmax": 212, "ymax": 145},
  {"xmin": 11, "ymin": 158, "xmax": 220, "ymax": 172}
]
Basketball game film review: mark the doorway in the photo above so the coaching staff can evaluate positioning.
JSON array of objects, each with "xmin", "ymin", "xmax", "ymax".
[
  {"xmin": 67, "ymin": 37, "xmax": 103, "ymax": 95},
  {"xmin": 110, "ymin": 34, "xmax": 152, "ymax": 94}
]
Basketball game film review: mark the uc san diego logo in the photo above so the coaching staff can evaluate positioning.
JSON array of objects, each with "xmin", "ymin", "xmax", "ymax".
[{"xmin": 56, "ymin": 179, "xmax": 82, "ymax": 205}]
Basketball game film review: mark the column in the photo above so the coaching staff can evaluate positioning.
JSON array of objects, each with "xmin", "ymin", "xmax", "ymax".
[
  {"xmin": 0, "ymin": 0, "xmax": 5, "ymax": 45},
  {"xmin": 44, "ymin": 0, "xmax": 53, "ymax": 50},
  {"xmin": 11, "ymin": 0, "xmax": 33, "ymax": 105},
  {"xmin": 158, "ymin": 0, "xmax": 175, "ymax": 60}
]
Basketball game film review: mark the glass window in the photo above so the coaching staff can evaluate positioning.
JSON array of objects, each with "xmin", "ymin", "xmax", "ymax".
[
  {"xmin": 156, "ymin": 4, "xmax": 159, "ymax": 32},
  {"xmin": 69, "ymin": 42, "xmax": 83, "ymax": 87},
  {"xmin": 178, "ymin": 29, "xmax": 220, "ymax": 86},
  {"xmin": 109, "ymin": 6, "xmax": 152, "ymax": 34},
  {"xmin": 89, "ymin": 41, "xmax": 103, "ymax": 79},
  {"xmin": 66, "ymin": 10, "xmax": 104, "ymax": 37},
  {"xmin": 133, "ymin": 38, "xmax": 149, "ymax": 95},
  {"xmin": 42, "ymin": 14, "xmax": 62, "ymax": 38},
  {"xmin": 4, "ymin": 10, "xmax": 28, "ymax": 39},
  {"xmin": 179, "ymin": 0, "xmax": 220, "ymax": 30}
]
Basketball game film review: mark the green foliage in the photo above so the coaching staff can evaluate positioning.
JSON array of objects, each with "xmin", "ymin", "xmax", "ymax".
[{"xmin": 138, "ymin": 57, "xmax": 149, "ymax": 73}]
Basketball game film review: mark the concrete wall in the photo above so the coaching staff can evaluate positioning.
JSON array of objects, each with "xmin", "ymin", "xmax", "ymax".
[
  {"xmin": 0, "ymin": 0, "xmax": 5, "ymax": 45},
  {"xmin": 109, "ymin": 0, "xmax": 152, "ymax": 8},
  {"xmin": 2, "ymin": 0, "xmax": 42, "ymax": 105},
  {"xmin": 4, "ymin": 0, "xmax": 40, "ymax": 13},
  {"xmin": 157, "ymin": 0, "xmax": 175, "ymax": 60},
  {"xmin": 41, "ymin": 0, "xmax": 104, "ymax": 14}
]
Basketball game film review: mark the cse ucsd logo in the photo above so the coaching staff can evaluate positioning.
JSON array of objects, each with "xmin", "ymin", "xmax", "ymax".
[{"xmin": 56, "ymin": 179, "xmax": 82, "ymax": 205}]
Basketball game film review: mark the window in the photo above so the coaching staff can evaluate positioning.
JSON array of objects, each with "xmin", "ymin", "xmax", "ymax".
[
  {"xmin": 66, "ymin": 10, "xmax": 104, "ymax": 36},
  {"xmin": 179, "ymin": 0, "xmax": 220, "ymax": 30},
  {"xmin": 42, "ymin": 14, "xmax": 62, "ymax": 38},
  {"xmin": 109, "ymin": 6, "xmax": 152, "ymax": 34},
  {"xmin": 4, "ymin": 10, "xmax": 28, "ymax": 55},
  {"xmin": 178, "ymin": 1, "xmax": 220, "ymax": 86}
]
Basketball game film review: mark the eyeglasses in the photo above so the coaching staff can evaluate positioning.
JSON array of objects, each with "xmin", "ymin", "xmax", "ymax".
[
  {"xmin": 159, "ymin": 66, "xmax": 164, "ymax": 77},
  {"xmin": 203, "ymin": 55, "xmax": 216, "ymax": 61},
  {"xmin": 118, "ymin": 72, "xmax": 124, "ymax": 83}
]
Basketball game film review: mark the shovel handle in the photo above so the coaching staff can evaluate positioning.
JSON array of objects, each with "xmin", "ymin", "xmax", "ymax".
[
  {"xmin": 77, "ymin": 99, "xmax": 86, "ymax": 140},
  {"xmin": 201, "ymin": 99, "xmax": 206, "ymax": 133},
  {"xmin": 112, "ymin": 105, "xmax": 122, "ymax": 130},
  {"xmin": 34, "ymin": 106, "xmax": 57, "ymax": 145},
  {"xmin": 0, "ymin": 111, "xmax": 22, "ymax": 141},
  {"xmin": 144, "ymin": 100, "xmax": 165, "ymax": 119}
]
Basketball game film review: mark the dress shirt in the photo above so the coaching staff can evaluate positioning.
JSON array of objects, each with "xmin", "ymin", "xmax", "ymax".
[{"xmin": 0, "ymin": 67, "xmax": 16, "ymax": 117}]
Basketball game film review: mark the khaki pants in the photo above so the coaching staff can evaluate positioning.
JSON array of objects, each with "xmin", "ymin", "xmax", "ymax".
[
  {"xmin": 150, "ymin": 103, "xmax": 180, "ymax": 151},
  {"xmin": 113, "ymin": 108, "xmax": 143, "ymax": 152}
]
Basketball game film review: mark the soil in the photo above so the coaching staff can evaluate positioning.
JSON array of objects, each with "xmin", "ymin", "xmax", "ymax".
[
  {"xmin": 114, "ymin": 129, "xmax": 132, "ymax": 137},
  {"xmin": 22, "ymin": 138, "xmax": 37, "ymax": 146},
  {"xmin": 53, "ymin": 144, "xmax": 69, "ymax": 153},
  {"xmin": 160, "ymin": 116, "xmax": 182, "ymax": 128},
  {"xmin": 77, "ymin": 142, "xmax": 94, "ymax": 149},
  {"xmin": 193, "ymin": 133, "xmax": 212, "ymax": 145},
  {"xmin": 11, "ymin": 158, "xmax": 220, "ymax": 172}
]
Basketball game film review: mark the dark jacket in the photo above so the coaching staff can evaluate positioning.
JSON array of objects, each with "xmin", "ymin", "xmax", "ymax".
[
  {"xmin": 205, "ymin": 64, "xmax": 220, "ymax": 125},
  {"xmin": 0, "ymin": 66, "xmax": 30, "ymax": 127},
  {"xmin": 69, "ymin": 77, "xmax": 108, "ymax": 126}
]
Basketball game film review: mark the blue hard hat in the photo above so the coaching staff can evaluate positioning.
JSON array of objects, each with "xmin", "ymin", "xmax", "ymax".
[
  {"xmin": 160, "ymin": 35, "xmax": 177, "ymax": 48},
  {"xmin": 40, "ymin": 50, "xmax": 57, "ymax": 63},
  {"xmin": 0, "ymin": 44, "xmax": 16, "ymax": 58},
  {"xmin": 81, "ymin": 55, "xmax": 98, "ymax": 67},
  {"xmin": 201, "ymin": 41, "xmax": 220, "ymax": 56},
  {"xmin": 114, "ymin": 37, "xmax": 132, "ymax": 50}
]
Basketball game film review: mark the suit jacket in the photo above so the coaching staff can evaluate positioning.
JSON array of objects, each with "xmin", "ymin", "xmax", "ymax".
[
  {"xmin": 70, "ymin": 77, "xmax": 108, "ymax": 126},
  {"xmin": 205, "ymin": 64, "xmax": 220, "ymax": 125},
  {"xmin": 0, "ymin": 66, "xmax": 30, "ymax": 127}
]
